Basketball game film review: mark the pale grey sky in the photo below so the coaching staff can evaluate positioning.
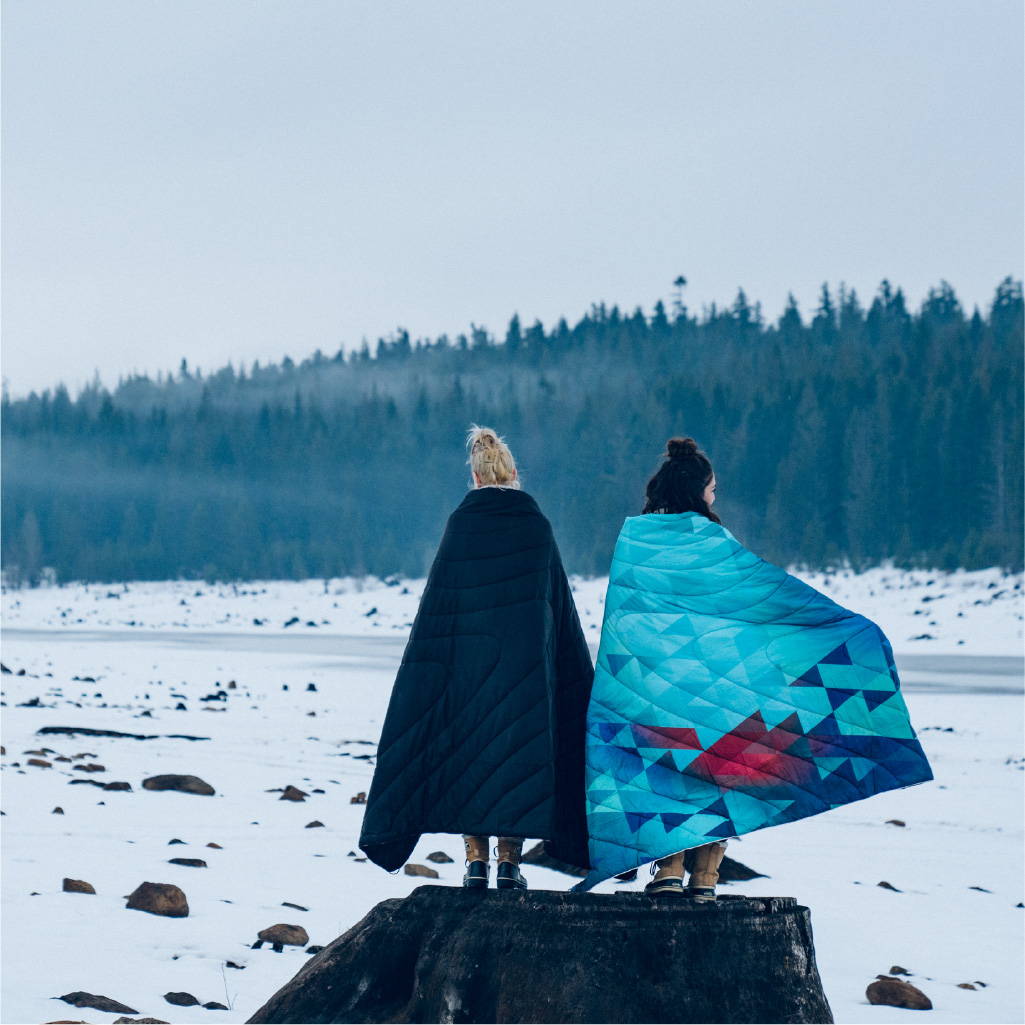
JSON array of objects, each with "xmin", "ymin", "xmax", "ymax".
[{"xmin": 3, "ymin": 0, "xmax": 1022, "ymax": 398}]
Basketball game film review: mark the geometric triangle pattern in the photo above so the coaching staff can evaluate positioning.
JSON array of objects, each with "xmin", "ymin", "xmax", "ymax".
[{"xmin": 575, "ymin": 511, "xmax": 935, "ymax": 892}]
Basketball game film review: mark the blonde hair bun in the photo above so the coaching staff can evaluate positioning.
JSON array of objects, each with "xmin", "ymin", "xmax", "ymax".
[{"xmin": 466, "ymin": 424, "xmax": 520, "ymax": 488}]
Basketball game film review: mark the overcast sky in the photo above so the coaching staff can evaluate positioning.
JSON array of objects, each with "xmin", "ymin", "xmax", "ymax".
[{"xmin": 3, "ymin": 1, "xmax": 1022, "ymax": 398}]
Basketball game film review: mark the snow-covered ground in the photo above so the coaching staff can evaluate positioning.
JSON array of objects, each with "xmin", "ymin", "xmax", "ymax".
[{"xmin": 1, "ymin": 568, "xmax": 1022, "ymax": 1025}]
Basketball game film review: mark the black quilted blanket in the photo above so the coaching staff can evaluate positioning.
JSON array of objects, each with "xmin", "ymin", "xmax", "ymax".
[{"xmin": 358, "ymin": 486, "xmax": 594, "ymax": 871}]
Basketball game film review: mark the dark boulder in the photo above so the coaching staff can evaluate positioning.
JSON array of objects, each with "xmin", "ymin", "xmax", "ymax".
[
  {"xmin": 57, "ymin": 991, "xmax": 138, "ymax": 1014},
  {"xmin": 126, "ymin": 881, "xmax": 189, "ymax": 917},
  {"xmin": 142, "ymin": 774, "xmax": 215, "ymax": 796},
  {"xmin": 247, "ymin": 885, "xmax": 833, "ymax": 1024},
  {"xmin": 866, "ymin": 976, "xmax": 932, "ymax": 1010}
]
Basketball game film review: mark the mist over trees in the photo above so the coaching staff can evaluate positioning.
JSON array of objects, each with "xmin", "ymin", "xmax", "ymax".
[{"xmin": 2, "ymin": 276, "xmax": 1022, "ymax": 585}]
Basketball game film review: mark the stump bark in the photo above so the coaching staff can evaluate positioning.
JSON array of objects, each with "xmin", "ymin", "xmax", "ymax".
[{"xmin": 247, "ymin": 886, "xmax": 833, "ymax": 1025}]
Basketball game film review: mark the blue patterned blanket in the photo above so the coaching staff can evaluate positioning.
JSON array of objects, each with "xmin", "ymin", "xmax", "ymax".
[{"xmin": 576, "ymin": 511, "xmax": 934, "ymax": 891}]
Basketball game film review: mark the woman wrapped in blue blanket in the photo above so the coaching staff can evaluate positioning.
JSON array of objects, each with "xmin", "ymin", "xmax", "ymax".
[{"xmin": 577, "ymin": 437, "xmax": 933, "ymax": 898}]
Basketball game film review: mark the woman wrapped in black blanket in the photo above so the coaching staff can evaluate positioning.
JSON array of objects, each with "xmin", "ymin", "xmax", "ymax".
[{"xmin": 358, "ymin": 426, "xmax": 594, "ymax": 889}]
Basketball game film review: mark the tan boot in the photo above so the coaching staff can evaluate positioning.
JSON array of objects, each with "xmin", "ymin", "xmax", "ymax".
[
  {"xmin": 687, "ymin": 841, "xmax": 727, "ymax": 901},
  {"xmin": 644, "ymin": 851, "xmax": 685, "ymax": 895},
  {"xmin": 463, "ymin": 835, "xmax": 489, "ymax": 889},
  {"xmin": 496, "ymin": 837, "xmax": 527, "ymax": 890}
]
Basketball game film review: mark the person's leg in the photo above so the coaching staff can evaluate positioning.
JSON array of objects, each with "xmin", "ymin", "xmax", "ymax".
[
  {"xmin": 686, "ymin": 840, "xmax": 728, "ymax": 901},
  {"xmin": 495, "ymin": 836, "xmax": 527, "ymax": 890},
  {"xmin": 644, "ymin": 850, "xmax": 686, "ymax": 895},
  {"xmin": 463, "ymin": 835, "xmax": 490, "ymax": 889}
]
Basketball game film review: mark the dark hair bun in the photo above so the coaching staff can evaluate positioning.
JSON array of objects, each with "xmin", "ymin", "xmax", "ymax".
[{"xmin": 666, "ymin": 436, "xmax": 699, "ymax": 461}]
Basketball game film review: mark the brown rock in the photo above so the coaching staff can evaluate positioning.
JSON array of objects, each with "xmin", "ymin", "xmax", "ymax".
[
  {"xmin": 142, "ymin": 774, "xmax": 215, "ymax": 796},
  {"xmin": 63, "ymin": 877, "xmax": 96, "ymax": 894},
  {"xmin": 27, "ymin": 757, "xmax": 52, "ymax": 768},
  {"xmin": 350, "ymin": 791, "xmax": 367, "ymax": 804},
  {"xmin": 257, "ymin": 923, "xmax": 309, "ymax": 946},
  {"xmin": 126, "ymin": 881, "xmax": 189, "ymax": 917},
  {"xmin": 73, "ymin": 763, "xmax": 106, "ymax": 772},
  {"xmin": 58, "ymin": 991, "xmax": 139, "ymax": 1014},
  {"xmin": 877, "ymin": 880, "xmax": 902, "ymax": 892},
  {"xmin": 279, "ymin": 785, "xmax": 308, "ymax": 801},
  {"xmin": 426, "ymin": 851, "xmax": 454, "ymax": 863},
  {"xmin": 404, "ymin": 863, "xmax": 439, "ymax": 878},
  {"xmin": 206, "ymin": 842, "xmax": 223, "ymax": 848},
  {"xmin": 957, "ymin": 983, "xmax": 977, "ymax": 990},
  {"xmin": 889, "ymin": 965, "xmax": 911, "ymax": 975},
  {"xmin": 168, "ymin": 857, "xmax": 207, "ymax": 868},
  {"xmin": 866, "ymin": 976, "xmax": 933, "ymax": 1010},
  {"xmin": 113, "ymin": 1019, "xmax": 170, "ymax": 1024},
  {"xmin": 886, "ymin": 819, "xmax": 906, "ymax": 827}
]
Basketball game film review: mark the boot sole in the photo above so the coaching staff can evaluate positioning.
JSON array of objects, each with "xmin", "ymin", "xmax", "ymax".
[
  {"xmin": 495, "ymin": 878, "xmax": 527, "ymax": 890},
  {"xmin": 463, "ymin": 877, "xmax": 488, "ymax": 889}
]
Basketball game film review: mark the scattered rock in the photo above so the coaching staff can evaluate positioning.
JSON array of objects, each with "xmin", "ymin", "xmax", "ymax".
[
  {"xmin": 306, "ymin": 945, "xmax": 325, "ymax": 955},
  {"xmin": 957, "ymin": 983, "xmax": 977, "ymax": 990},
  {"xmin": 52, "ymin": 806, "xmax": 64, "ymax": 815},
  {"xmin": 126, "ymin": 881, "xmax": 189, "ymax": 917},
  {"xmin": 403, "ymin": 864, "xmax": 439, "ymax": 878},
  {"xmin": 168, "ymin": 858, "xmax": 207, "ymax": 868},
  {"xmin": 257, "ymin": 923, "xmax": 309, "ymax": 947},
  {"xmin": 112, "ymin": 1018, "xmax": 170, "ymax": 1024},
  {"xmin": 168, "ymin": 838, "xmax": 187, "ymax": 845},
  {"xmin": 305, "ymin": 820, "xmax": 325, "ymax": 828},
  {"xmin": 279, "ymin": 785, "xmax": 308, "ymax": 802},
  {"xmin": 72, "ymin": 763, "xmax": 106, "ymax": 773},
  {"xmin": 163, "ymin": 991, "xmax": 199, "ymax": 1006},
  {"xmin": 969, "ymin": 885, "xmax": 992, "ymax": 893},
  {"xmin": 282, "ymin": 902, "xmax": 309, "ymax": 912},
  {"xmin": 225, "ymin": 961, "xmax": 246, "ymax": 970},
  {"xmin": 203, "ymin": 1001, "xmax": 229, "ymax": 1010},
  {"xmin": 349, "ymin": 791, "xmax": 367, "ymax": 805},
  {"xmin": 306, "ymin": 682, "xmax": 317, "ymax": 692},
  {"xmin": 68, "ymin": 778, "xmax": 124, "ymax": 790},
  {"xmin": 62, "ymin": 878, "xmax": 96, "ymax": 894},
  {"xmin": 206, "ymin": 842, "xmax": 222, "ymax": 848},
  {"xmin": 426, "ymin": 851, "xmax": 454, "ymax": 864},
  {"xmin": 866, "ymin": 976, "xmax": 932, "ymax": 1010},
  {"xmin": 27, "ymin": 757, "xmax": 53, "ymax": 768},
  {"xmin": 521, "ymin": 842, "xmax": 587, "ymax": 877},
  {"xmin": 37, "ymin": 725, "xmax": 208, "ymax": 741},
  {"xmin": 885, "ymin": 819, "xmax": 906, "ymax": 827},
  {"xmin": 142, "ymin": 774, "xmax": 215, "ymax": 796},
  {"xmin": 877, "ymin": 881, "xmax": 902, "ymax": 892},
  {"xmin": 889, "ymin": 965, "xmax": 911, "ymax": 975},
  {"xmin": 58, "ymin": 991, "xmax": 139, "ymax": 1014}
]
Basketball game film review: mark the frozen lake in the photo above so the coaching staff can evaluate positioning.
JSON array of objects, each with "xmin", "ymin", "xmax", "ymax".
[{"xmin": 5, "ymin": 627, "xmax": 1023, "ymax": 695}]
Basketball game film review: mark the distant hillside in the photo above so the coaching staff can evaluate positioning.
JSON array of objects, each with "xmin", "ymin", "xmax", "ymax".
[{"xmin": 2, "ymin": 277, "xmax": 1022, "ymax": 584}]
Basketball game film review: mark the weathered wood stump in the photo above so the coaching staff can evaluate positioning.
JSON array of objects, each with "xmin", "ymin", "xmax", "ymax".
[{"xmin": 248, "ymin": 886, "xmax": 833, "ymax": 1024}]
